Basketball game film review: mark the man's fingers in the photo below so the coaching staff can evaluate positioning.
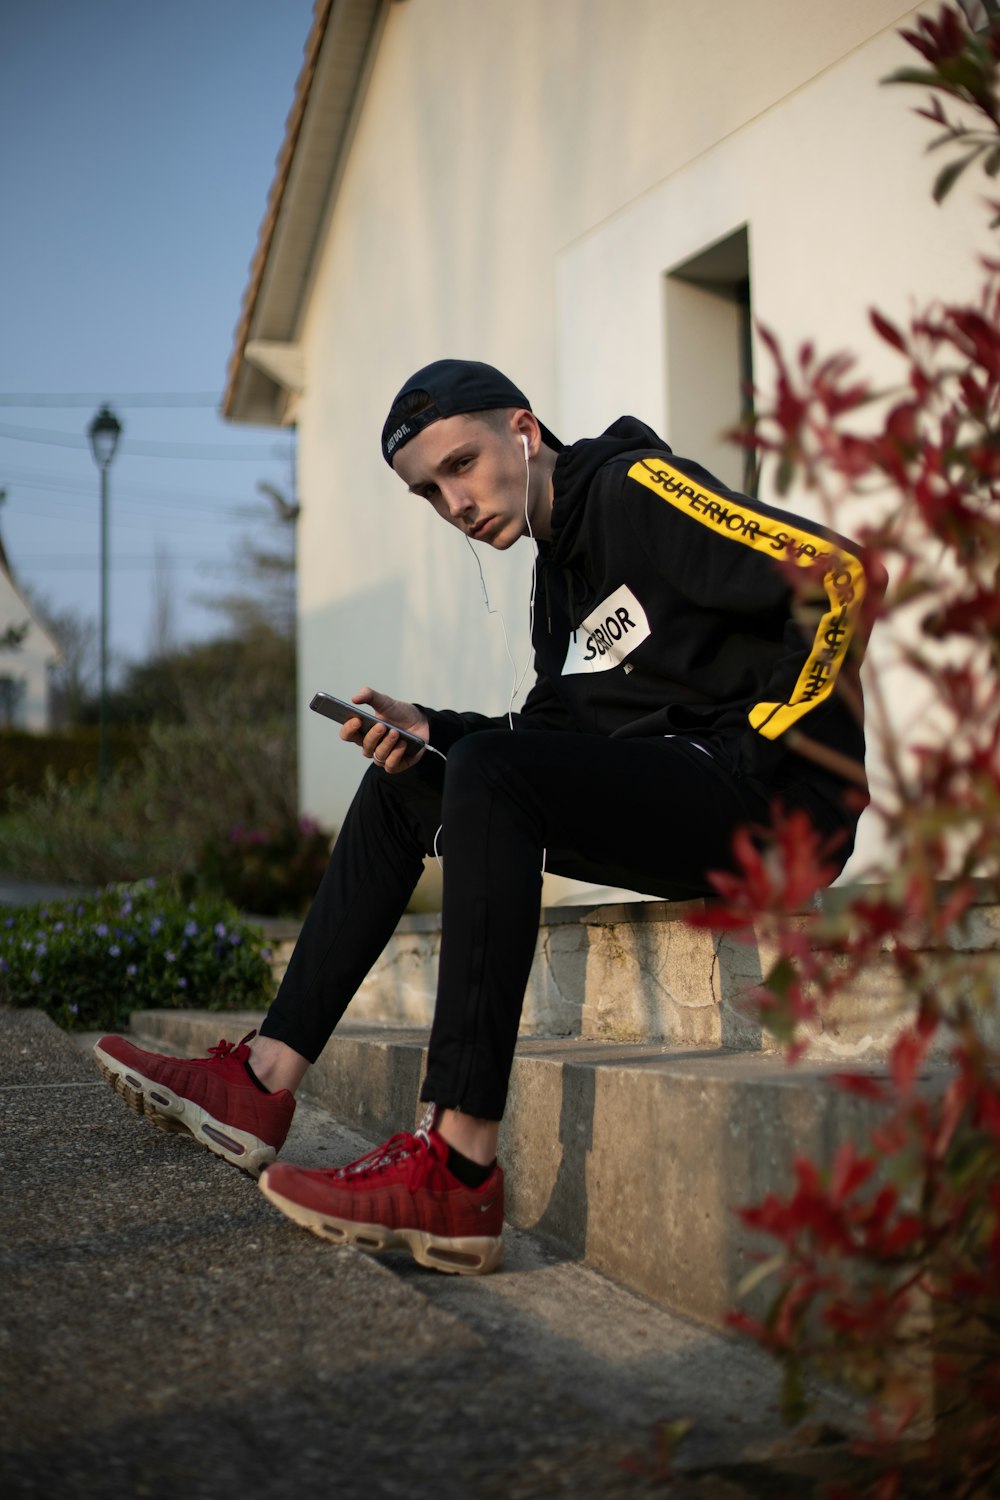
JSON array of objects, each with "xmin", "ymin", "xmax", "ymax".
[
  {"xmin": 339, "ymin": 710, "xmax": 423, "ymax": 771},
  {"xmin": 374, "ymin": 728, "xmax": 425, "ymax": 774},
  {"xmin": 368, "ymin": 725, "xmax": 396, "ymax": 764},
  {"xmin": 339, "ymin": 715, "xmax": 366, "ymax": 745}
]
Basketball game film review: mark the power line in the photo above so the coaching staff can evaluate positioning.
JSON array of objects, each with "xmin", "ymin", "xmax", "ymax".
[
  {"xmin": 14, "ymin": 555, "xmax": 233, "ymax": 571},
  {"xmin": 5, "ymin": 509, "xmax": 247, "ymax": 538},
  {"xmin": 0, "ymin": 393, "xmax": 221, "ymax": 408},
  {"xmin": 2, "ymin": 484, "xmax": 258, "ymax": 526},
  {"xmin": 0, "ymin": 465, "xmax": 280, "ymax": 512},
  {"xmin": 0, "ymin": 421, "xmax": 290, "ymax": 460}
]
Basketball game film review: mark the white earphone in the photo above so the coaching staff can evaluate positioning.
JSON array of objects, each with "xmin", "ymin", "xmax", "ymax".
[{"xmin": 521, "ymin": 433, "xmax": 529, "ymax": 462}]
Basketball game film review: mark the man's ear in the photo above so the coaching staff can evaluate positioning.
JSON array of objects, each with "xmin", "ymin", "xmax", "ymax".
[{"xmin": 512, "ymin": 410, "xmax": 540, "ymax": 458}]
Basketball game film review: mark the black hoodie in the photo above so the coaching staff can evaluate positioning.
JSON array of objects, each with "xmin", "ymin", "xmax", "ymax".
[{"xmin": 426, "ymin": 418, "xmax": 873, "ymax": 805}]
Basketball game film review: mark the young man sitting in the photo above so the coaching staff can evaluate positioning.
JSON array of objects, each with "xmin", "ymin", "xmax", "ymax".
[{"xmin": 96, "ymin": 358, "xmax": 874, "ymax": 1276}]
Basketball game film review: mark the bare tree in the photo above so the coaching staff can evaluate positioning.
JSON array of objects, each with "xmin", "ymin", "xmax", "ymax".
[{"xmin": 147, "ymin": 539, "xmax": 177, "ymax": 662}]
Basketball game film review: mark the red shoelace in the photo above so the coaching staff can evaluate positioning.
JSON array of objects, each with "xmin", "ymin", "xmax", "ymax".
[
  {"xmin": 207, "ymin": 1030, "xmax": 257, "ymax": 1060},
  {"xmin": 331, "ymin": 1129, "xmax": 434, "ymax": 1188}
]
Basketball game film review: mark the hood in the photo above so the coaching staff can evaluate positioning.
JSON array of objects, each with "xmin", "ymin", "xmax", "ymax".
[{"xmin": 547, "ymin": 416, "xmax": 672, "ymax": 564}]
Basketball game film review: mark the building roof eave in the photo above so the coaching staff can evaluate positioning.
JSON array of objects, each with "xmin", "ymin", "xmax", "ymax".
[{"xmin": 222, "ymin": 0, "xmax": 390, "ymax": 427}]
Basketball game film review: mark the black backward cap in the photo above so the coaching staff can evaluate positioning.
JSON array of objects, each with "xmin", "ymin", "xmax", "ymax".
[{"xmin": 381, "ymin": 358, "xmax": 561, "ymax": 465}]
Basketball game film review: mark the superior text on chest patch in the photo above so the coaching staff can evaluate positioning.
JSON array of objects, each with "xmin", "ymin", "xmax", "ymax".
[{"xmin": 561, "ymin": 584, "xmax": 651, "ymax": 676}]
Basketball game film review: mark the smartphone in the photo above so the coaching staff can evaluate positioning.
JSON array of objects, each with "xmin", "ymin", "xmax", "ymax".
[{"xmin": 309, "ymin": 692, "xmax": 426, "ymax": 752}]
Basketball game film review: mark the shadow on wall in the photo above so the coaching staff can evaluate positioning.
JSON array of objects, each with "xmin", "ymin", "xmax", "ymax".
[{"xmin": 501, "ymin": 1051, "xmax": 596, "ymax": 1263}]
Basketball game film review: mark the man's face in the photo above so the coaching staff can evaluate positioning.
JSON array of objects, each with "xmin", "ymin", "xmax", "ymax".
[{"xmin": 391, "ymin": 411, "xmax": 547, "ymax": 548}]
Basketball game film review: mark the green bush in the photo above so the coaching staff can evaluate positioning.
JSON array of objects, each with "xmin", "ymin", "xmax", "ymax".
[
  {"xmin": 0, "ymin": 771, "xmax": 174, "ymax": 887},
  {"xmin": 0, "ymin": 727, "xmax": 145, "ymax": 809},
  {"xmin": 0, "ymin": 881, "xmax": 275, "ymax": 1032},
  {"xmin": 0, "ymin": 717, "xmax": 318, "ymax": 903},
  {"xmin": 188, "ymin": 816, "xmax": 332, "ymax": 917}
]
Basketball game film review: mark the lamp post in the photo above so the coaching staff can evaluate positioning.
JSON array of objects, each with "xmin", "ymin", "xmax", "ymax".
[{"xmin": 87, "ymin": 403, "xmax": 122, "ymax": 793}]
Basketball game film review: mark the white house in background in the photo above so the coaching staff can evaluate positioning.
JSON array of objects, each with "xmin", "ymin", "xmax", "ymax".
[
  {"xmin": 0, "ymin": 527, "xmax": 61, "ymax": 731},
  {"xmin": 222, "ymin": 0, "xmax": 985, "ymax": 894}
]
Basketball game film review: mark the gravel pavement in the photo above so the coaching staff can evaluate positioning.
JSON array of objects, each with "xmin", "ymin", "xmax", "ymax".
[{"xmin": 0, "ymin": 1008, "xmax": 861, "ymax": 1499}]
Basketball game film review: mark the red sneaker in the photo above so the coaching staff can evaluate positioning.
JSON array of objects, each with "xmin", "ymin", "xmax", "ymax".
[
  {"xmin": 259, "ymin": 1117, "xmax": 504, "ymax": 1276},
  {"xmin": 93, "ymin": 1031, "xmax": 295, "ymax": 1177}
]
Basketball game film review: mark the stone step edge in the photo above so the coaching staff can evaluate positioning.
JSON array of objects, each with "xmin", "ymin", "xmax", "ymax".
[
  {"xmin": 256, "ymin": 890, "xmax": 1000, "ymax": 1060},
  {"xmin": 129, "ymin": 1009, "xmax": 916, "ymax": 1330}
]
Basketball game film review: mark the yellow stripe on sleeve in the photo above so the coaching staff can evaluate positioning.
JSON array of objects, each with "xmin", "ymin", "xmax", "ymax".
[{"xmin": 628, "ymin": 459, "xmax": 867, "ymax": 740}]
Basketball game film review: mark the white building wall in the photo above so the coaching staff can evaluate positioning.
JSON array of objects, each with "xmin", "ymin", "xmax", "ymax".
[
  {"xmin": 556, "ymin": 20, "xmax": 986, "ymax": 877},
  {"xmin": 0, "ymin": 574, "xmax": 59, "ymax": 731},
  {"xmin": 293, "ymin": 0, "xmax": 976, "ymax": 886}
]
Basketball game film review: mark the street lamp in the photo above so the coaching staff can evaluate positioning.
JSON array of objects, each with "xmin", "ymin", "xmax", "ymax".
[{"xmin": 87, "ymin": 403, "xmax": 122, "ymax": 792}]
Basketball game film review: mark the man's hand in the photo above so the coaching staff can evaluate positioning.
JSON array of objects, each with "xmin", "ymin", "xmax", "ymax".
[{"xmin": 340, "ymin": 688, "xmax": 429, "ymax": 773}]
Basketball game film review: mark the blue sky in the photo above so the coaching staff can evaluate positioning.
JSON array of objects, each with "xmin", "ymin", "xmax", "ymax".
[{"xmin": 0, "ymin": 0, "xmax": 315, "ymax": 668}]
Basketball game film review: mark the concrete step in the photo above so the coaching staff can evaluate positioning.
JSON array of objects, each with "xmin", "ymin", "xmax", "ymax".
[
  {"xmin": 261, "ymin": 890, "xmax": 1000, "ymax": 1062},
  {"xmin": 129, "ymin": 1008, "xmax": 904, "ymax": 1332}
]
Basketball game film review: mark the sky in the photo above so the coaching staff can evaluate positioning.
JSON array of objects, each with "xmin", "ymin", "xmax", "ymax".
[{"xmin": 0, "ymin": 0, "xmax": 316, "ymax": 671}]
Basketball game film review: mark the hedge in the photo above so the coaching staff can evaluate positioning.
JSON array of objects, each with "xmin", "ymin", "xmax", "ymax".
[{"xmin": 0, "ymin": 728, "xmax": 145, "ymax": 808}]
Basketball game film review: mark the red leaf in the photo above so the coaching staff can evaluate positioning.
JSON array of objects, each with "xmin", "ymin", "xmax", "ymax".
[
  {"xmin": 933, "ymin": 1075, "xmax": 968, "ymax": 1160},
  {"xmin": 885, "ymin": 401, "xmax": 918, "ymax": 446},
  {"xmin": 830, "ymin": 1141, "xmax": 876, "ymax": 1204},
  {"xmin": 724, "ymin": 1309, "xmax": 769, "ymax": 1341},
  {"xmin": 870, "ymin": 308, "xmax": 907, "ymax": 352},
  {"xmin": 889, "ymin": 1028, "xmax": 929, "ymax": 1093},
  {"xmin": 879, "ymin": 1215, "xmax": 925, "ymax": 1256},
  {"xmin": 833, "ymin": 1072, "xmax": 890, "ymax": 1101}
]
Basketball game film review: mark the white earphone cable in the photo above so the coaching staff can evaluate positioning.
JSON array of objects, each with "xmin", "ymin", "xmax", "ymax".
[
  {"xmin": 464, "ymin": 435, "xmax": 537, "ymax": 730},
  {"xmin": 436, "ymin": 435, "xmax": 542, "ymax": 871}
]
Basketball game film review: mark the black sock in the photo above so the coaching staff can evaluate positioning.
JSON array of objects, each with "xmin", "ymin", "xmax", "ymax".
[
  {"xmin": 244, "ymin": 1060, "xmax": 271, "ymax": 1094},
  {"xmin": 445, "ymin": 1144, "xmax": 495, "ymax": 1189}
]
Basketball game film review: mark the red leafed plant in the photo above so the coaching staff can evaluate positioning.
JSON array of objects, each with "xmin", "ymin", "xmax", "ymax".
[{"xmin": 688, "ymin": 8, "xmax": 1000, "ymax": 1496}]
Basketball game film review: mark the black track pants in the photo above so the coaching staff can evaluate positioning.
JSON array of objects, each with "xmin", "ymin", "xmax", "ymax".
[{"xmin": 259, "ymin": 730, "xmax": 853, "ymax": 1119}]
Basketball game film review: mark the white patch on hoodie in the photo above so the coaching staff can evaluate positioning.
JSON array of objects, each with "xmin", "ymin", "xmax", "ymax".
[{"xmin": 561, "ymin": 584, "xmax": 650, "ymax": 676}]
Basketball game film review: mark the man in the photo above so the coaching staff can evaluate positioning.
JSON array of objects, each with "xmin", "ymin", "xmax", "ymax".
[{"xmin": 95, "ymin": 358, "xmax": 875, "ymax": 1277}]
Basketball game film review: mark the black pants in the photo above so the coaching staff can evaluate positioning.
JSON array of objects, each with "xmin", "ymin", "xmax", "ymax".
[{"xmin": 260, "ymin": 729, "xmax": 855, "ymax": 1119}]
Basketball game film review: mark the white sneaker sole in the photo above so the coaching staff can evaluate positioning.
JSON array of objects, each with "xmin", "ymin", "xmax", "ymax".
[
  {"xmin": 93, "ymin": 1041, "xmax": 276, "ymax": 1178},
  {"xmin": 258, "ymin": 1174, "xmax": 503, "ymax": 1276}
]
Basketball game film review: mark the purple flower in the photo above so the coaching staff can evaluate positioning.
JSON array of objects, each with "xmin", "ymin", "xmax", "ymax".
[
  {"xmin": 177, "ymin": 976, "xmax": 188, "ymax": 989},
  {"xmin": 184, "ymin": 920, "xmax": 198, "ymax": 938},
  {"xmin": 214, "ymin": 922, "xmax": 227, "ymax": 939},
  {"xmin": 68, "ymin": 1002, "xmax": 79, "ymax": 1016},
  {"xmin": 109, "ymin": 944, "xmax": 120, "ymax": 958},
  {"xmin": 95, "ymin": 923, "xmax": 109, "ymax": 938},
  {"xmin": 126, "ymin": 963, "xmax": 137, "ymax": 979},
  {"xmin": 165, "ymin": 950, "xmax": 176, "ymax": 963}
]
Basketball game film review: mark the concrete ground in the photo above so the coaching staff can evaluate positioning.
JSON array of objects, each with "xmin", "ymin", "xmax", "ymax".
[
  {"xmin": 0, "ymin": 878, "xmax": 85, "ymax": 908},
  {"xmin": 0, "ymin": 1008, "xmax": 866, "ymax": 1499}
]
